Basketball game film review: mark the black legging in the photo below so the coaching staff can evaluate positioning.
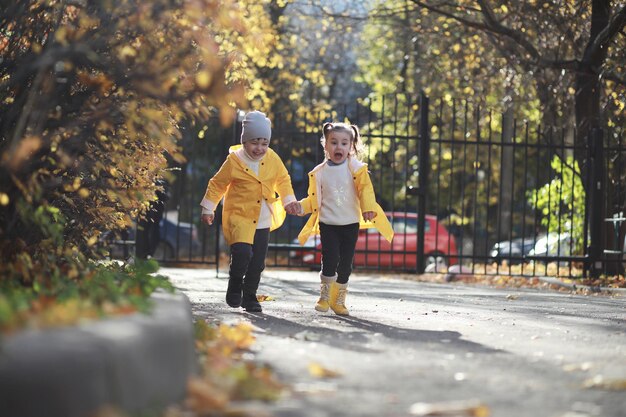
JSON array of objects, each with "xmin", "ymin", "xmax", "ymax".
[
  {"xmin": 229, "ymin": 228, "xmax": 270, "ymax": 294},
  {"xmin": 319, "ymin": 222, "xmax": 359, "ymax": 284}
]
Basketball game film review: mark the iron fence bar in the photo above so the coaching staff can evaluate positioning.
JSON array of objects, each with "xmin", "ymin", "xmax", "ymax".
[
  {"xmin": 562, "ymin": 127, "xmax": 574, "ymax": 277},
  {"xmin": 416, "ymin": 92, "xmax": 430, "ymax": 274},
  {"xmin": 485, "ymin": 110, "xmax": 494, "ymax": 269},
  {"xmin": 472, "ymin": 104, "xmax": 480, "ymax": 274},
  {"xmin": 448, "ymin": 99, "xmax": 456, "ymax": 267},
  {"xmin": 434, "ymin": 99, "xmax": 444, "ymax": 268},
  {"xmin": 458, "ymin": 100, "xmax": 469, "ymax": 268},
  {"xmin": 377, "ymin": 95, "xmax": 386, "ymax": 270},
  {"xmin": 402, "ymin": 95, "xmax": 411, "ymax": 269},
  {"xmin": 521, "ymin": 121, "xmax": 530, "ymax": 274},
  {"xmin": 589, "ymin": 127, "xmax": 605, "ymax": 278}
]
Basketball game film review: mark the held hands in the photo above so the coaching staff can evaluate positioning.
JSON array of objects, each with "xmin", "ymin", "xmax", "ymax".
[
  {"xmin": 362, "ymin": 211, "xmax": 377, "ymax": 222},
  {"xmin": 201, "ymin": 213, "xmax": 214, "ymax": 226},
  {"xmin": 284, "ymin": 201, "xmax": 303, "ymax": 216}
]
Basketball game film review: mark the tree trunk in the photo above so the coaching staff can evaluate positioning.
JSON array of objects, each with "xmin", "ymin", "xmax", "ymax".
[{"xmin": 575, "ymin": 0, "xmax": 610, "ymax": 276}]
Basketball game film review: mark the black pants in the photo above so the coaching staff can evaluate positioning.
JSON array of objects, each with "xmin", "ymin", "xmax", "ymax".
[
  {"xmin": 229, "ymin": 228, "xmax": 270, "ymax": 294},
  {"xmin": 319, "ymin": 222, "xmax": 359, "ymax": 284}
]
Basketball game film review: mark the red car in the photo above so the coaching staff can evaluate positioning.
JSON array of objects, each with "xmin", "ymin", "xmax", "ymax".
[{"xmin": 292, "ymin": 212, "xmax": 458, "ymax": 269}]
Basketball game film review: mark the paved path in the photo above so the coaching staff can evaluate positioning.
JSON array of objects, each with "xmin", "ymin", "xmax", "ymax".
[{"xmin": 162, "ymin": 267, "xmax": 626, "ymax": 417}]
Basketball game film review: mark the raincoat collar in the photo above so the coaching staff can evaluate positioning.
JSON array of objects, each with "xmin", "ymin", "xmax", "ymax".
[{"xmin": 310, "ymin": 156, "xmax": 366, "ymax": 175}]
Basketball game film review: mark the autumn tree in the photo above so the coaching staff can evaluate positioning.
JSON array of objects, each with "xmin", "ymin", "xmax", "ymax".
[
  {"xmin": 354, "ymin": 1, "xmax": 625, "ymax": 266},
  {"xmin": 0, "ymin": 0, "xmax": 265, "ymax": 286}
]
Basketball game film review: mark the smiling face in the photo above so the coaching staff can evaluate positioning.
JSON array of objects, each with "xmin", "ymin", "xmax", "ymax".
[
  {"xmin": 243, "ymin": 138, "xmax": 270, "ymax": 160},
  {"xmin": 324, "ymin": 130, "xmax": 353, "ymax": 164}
]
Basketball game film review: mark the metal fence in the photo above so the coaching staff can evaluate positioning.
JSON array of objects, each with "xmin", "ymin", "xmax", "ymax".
[{"xmin": 134, "ymin": 93, "xmax": 625, "ymax": 279}]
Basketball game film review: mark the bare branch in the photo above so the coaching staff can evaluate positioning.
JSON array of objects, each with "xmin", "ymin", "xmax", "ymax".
[{"xmin": 584, "ymin": 5, "xmax": 626, "ymax": 62}]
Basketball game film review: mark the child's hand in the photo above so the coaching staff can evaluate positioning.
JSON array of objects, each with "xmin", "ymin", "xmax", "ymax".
[
  {"xmin": 284, "ymin": 201, "xmax": 302, "ymax": 215},
  {"xmin": 362, "ymin": 211, "xmax": 376, "ymax": 222},
  {"xmin": 201, "ymin": 213, "xmax": 214, "ymax": 226}
]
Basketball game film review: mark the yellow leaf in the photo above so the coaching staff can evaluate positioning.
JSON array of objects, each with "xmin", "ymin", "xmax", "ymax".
[
  {"xmin": 410, "ymin": 399, "xmax": 490, "ymax": 416},
  {"xmin": 55, "ymin": 27, "xmax": 68, "ymax": 44},
  {"xmin": 308, "ymin": 362, "xmax": 342, "ymax": 378},
  {"xmin": 584, "ymin": 376, "xmax": 626, "ymax": 390},
  {"xmin": 195, "ymin": 71, "xmax": 212, "ymax": 89},
  {"xmin": 118, "ymin": 45, "xmax": 136, "ymax": 59},
  {"xmin": 186, "ymin": 378, "xmax": 229, "ymax": 412}
]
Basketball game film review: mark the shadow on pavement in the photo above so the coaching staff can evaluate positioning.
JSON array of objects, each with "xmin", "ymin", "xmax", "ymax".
[
  {"xmin": 334, "ymin": 315, "xmax": 504, "ymax": 354},
  {"xmin": 246, "ymin": 311, "xmax": 504, "ymax": 356}
]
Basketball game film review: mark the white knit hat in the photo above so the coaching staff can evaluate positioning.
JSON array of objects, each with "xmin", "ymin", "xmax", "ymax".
[{"xmin": 240, "ymin": 111, "xmax": 271, "ymax": 143}]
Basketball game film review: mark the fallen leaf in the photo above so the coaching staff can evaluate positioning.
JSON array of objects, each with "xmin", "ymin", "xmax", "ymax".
[
  {"xmin": 506, "ymin": 294, "xmax": 518, "ymax": 300},
  {"xmin": 409, "ymin": 399, "xmax": 490, "ymax": 416},
  {"xmin": 563, "ymin": 362, "xmax": 593, "ymax": 372},
  {"xmin": 256, "ymin": 294, "xmax": 274, "ymax": 302},
  {"xmin": 186, "ymin": 377, "xmax": 229, "ymax": 412},
  {"xmin": 583, "ymin": 376, "xmax": 626, "ymax": 390},
  {"xmin": 308, "ymin": 362, "xmax": 342, "ymax": 378}
]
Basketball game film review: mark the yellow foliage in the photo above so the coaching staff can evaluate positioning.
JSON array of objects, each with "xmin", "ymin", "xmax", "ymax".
[
  {"xmin": 308, "ymin": 362, "xmax": 342, "ymax": 378},
  {"xmin": 189, "ymin": 320, "xmax": 283, "ymax": 411}
]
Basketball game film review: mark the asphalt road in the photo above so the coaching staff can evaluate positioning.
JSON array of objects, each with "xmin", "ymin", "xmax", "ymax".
[{"xmin": 161, "ymin": 267, "xmax": 626, "ymax": 417}]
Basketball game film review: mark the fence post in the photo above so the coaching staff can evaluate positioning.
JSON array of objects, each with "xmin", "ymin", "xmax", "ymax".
[
  {"xmin": 416, "ymin": 92, "xmax": 430, "ymax": 274},
  {"xmin": 588, "ymin": 127, "xmax": 605, "ymax": 278}
]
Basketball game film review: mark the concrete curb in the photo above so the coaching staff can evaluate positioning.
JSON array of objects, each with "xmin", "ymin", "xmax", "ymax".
[{"xmin": 0, "ymin": 291, "xmax": 197, "ymax": 417}]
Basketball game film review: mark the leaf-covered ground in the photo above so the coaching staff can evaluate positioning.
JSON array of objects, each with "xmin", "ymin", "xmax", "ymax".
[{"xmin": 400, "ymin": 265, "xmax": 626, "ymax": 295}]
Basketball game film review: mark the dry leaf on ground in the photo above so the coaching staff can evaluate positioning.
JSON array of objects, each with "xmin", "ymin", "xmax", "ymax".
[
  {"xmin": 583, "ymin": 376, "xmax": 626, "ymax": 390},
  {"xmin": 409, "ymin": 399, "xmax": 490, "ymax": 416},
  {"xmin": 308, "ymin": 362, "xmax": 342, "ymax": 378}
]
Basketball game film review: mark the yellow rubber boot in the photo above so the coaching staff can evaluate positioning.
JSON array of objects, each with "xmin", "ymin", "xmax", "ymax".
[
  {"xmin": 329, "ymin": 282, "xmax": 349, "ymax": 316},
  {"xmin": 315, "ymin": 273, "xmax": 335, "ymax": 312}
]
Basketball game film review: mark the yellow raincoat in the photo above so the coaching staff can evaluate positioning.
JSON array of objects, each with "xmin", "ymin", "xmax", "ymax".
[
  {"xmin": 297, "ymin": 157, "xmax": 394, "ymax": 245},
  {"xmin": 202, "ymin": 145, "xmax": 295, "ymax": 245}
]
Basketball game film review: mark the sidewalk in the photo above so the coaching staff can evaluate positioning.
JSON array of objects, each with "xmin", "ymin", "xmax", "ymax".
[{"xmin": 0, "ymin": 291, "xmax": 197, "ymax": 417}]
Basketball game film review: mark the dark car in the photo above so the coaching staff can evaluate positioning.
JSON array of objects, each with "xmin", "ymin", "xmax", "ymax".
[
  {"xmin": 489, "ymin": 237, "xmax": 536, "ymax": 264},
  {"xmin": 103, "ymin": 211, "xmax": 200, "ymax": 260}
]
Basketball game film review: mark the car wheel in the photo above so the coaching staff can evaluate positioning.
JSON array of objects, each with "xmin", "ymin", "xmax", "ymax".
[
  {"xmin": 153, "ymin": 241, "xmax": 175, "ymax": 261},
  {"xmin": 425, "ymin": 253, "xmax": 448, "ymax": 272}
]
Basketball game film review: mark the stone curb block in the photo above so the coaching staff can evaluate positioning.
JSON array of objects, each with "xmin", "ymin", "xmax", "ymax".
[{"xmin": 0, "ymin": 291, "xmax": 197, "ymax": 417}]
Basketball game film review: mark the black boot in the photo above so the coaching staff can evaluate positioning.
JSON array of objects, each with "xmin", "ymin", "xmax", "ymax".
[
  {"xmin": 241, "ymin": 291, "xmax": 262, "ymax": 312},
  {"xmin": 225, "ymin": 277, "xmax": 243, "ymax": 308}
]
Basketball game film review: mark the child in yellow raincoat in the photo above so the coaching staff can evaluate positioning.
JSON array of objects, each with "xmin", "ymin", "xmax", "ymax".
[
  {"xmin": 200, "ymin": 111, "xmax": 300, "ymax": 312},
  {"xmin": 295, "ymin": 122, "xmax": 393, "ymax": 316}
]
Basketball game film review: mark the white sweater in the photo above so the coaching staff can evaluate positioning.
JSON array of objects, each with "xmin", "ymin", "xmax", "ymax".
[{"xmin": 319, "ymin": 161, "xmax": 360, "ymax": 225}]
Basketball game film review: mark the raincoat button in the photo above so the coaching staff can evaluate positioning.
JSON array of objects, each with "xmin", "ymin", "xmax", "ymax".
[
  {"xmin": 257, "ymin": 200, "xmax": 260, "ymax": 203},
  {"xmin": 253, "ymin": 220, "xmax": 256, "ymax": 223}
]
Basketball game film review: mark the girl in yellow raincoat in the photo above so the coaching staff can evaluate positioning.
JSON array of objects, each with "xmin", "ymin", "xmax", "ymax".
[
  {"xmin": 295, "ymin": 122, "xmax": 393, "ymax": 316},
  {"xmin": 200, "ymin": 111, "xmax": 300, "ymax": 312}
]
